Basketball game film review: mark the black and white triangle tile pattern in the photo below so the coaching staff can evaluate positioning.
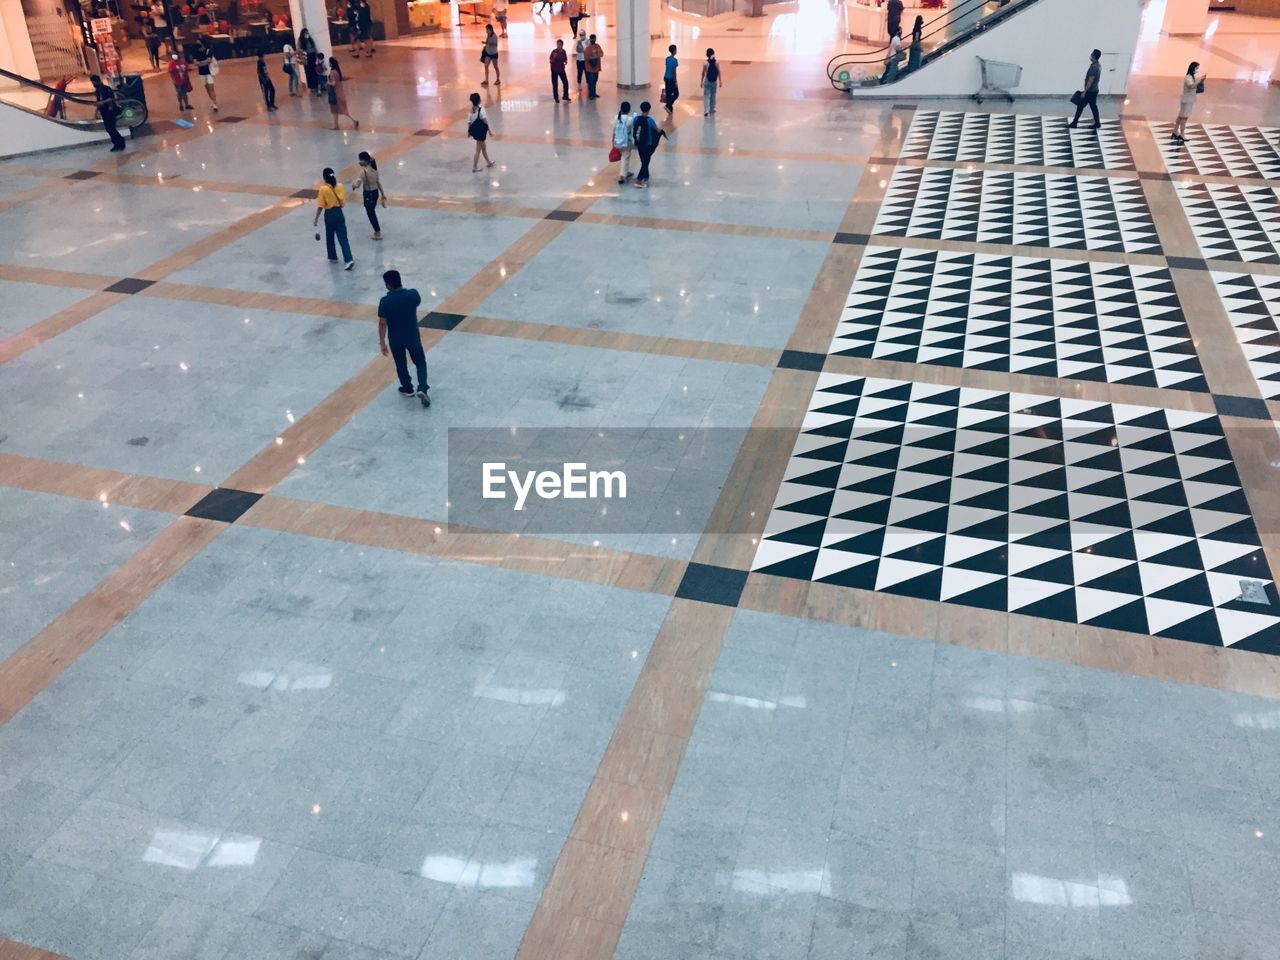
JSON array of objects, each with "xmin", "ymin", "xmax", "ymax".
[
  {"xmin": 752, "ymin": 376, "xmax": 1280, "ymax": 652},
  {"xmin": 1176, "ymin": 180, "xmax": 1280, "ymax": 263},
  {"xmin": 1214, "ymin": 272, "xmax": 1280, "ymax": 399},
  {"xmin": 904, "ymin": 111, "xmax": 1136, "ymax": 170},
  {"xmin": 832, "ymin": 248, "xmax": 1205, "ymax": 391},
  {"xmin": 1151, "ymin": 122, "xmax": 1280, "ymax": 180},
  {"xmin": 874, "ymin": 167, "xmax": 1162, "ymax": 253}
]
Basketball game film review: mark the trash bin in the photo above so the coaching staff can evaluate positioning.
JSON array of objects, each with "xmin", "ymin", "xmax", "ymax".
[{"xmin": 113, "ymin": 73, "xmax": 150, "ymax": 134}]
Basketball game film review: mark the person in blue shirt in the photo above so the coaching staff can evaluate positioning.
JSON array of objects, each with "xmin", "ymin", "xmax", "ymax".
[
  {"xmin": 631, "ymin": 101, "xmax": 667, "ymax": 188},
  {"xmin": 663, "ymin": 44, "xmax": 678, "ymax": 115},
  {"xmin": 377, "ymin": 270, "xmax": 430, "ymax": 406}
]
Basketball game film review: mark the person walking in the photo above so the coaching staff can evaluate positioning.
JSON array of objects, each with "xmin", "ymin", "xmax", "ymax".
[
  {"xmin": 91, "ymin": 74, "xmax": 127, "ymax": 152},
  {"xmin": 631, "ymin": 100, "xmax": 666, "ymax": 188},
  {"xmin": 662, "ymin": 44, "xmax": 678, "ymax": 114},
  {"xmin": 299, "ymin": 28, "xmax": 319, "ymax": 93},
  {"xmin": 565, "ymin": 0, "xmax": 583, "ymax": 39},
  {"xmin": 283, "ymin": 43, "xmax": 300, "ymax": 96},
  {"xmin": 1069, "ymin": 48, "xmax": 1103, "ymax": 129},
  {"xmin": 880, "ymin": 30, "xmax": 902, "ymax": 83},
  {"xmin": 167, "ymin": 51, "xmax": 193, "ymax": 110},
  {"xmin": 142, "ymin": 20, "xmax": 162, "ymax": 70},
  {"xmin": 352, "ymin": 0, "xmax": 374, "ymax": 57},
  {"xmin": 257, "ymin": 51, "xmax": 277, "ymax": 111},
  {"xmin": 192, "ymin": 35, "xmax": 219, "ymax": 111},
  {"xmin": 583, "ymin": 34, "xmax": 603, "ymax": 99},
  {"xmin": 313, "ymin": 167, "xmax": 355, "ymax": 269},
  {"xmin": 150, "ymin": 1, "xmax": 173, "ymax": 54},
  {"xmin": 700, "ymin": 48, "xmax": 721, "ymax": 116},
  {"xmin": 327, "ymin": 56, "xmax": 359, "ymax": 129},
  {"xmin": 468, "ymin": 92, "xmax": 496, "ymax": 171},
  {"xmin": 313, "ymin": 50, "xmax": 329, "ymax": 95},
  {"xmin": 613, "ymin": 100, "xmax": 634, "ymax": 183},
  {"xmin": 351, "ymin": 150, "xmax": 386, "ymax": 240},
  {"xmin": 574, "ymin": 30, "xmax": 588, "ymax": 89},
  {"xmin": 480, "ymin": 23, "xmax": 501, "ymax": 86},
  {"xmin": 1171, "ymin": 61, "xmax": 1205, "ymax": 144},
  {"xmin": 886, "ymin": 0, "xmax": 903, "ymax": 40},
  {"xmin": 550, "ymin": 38, "xmax": 571, "ymax": 102},
  {"xmin": 906, "ymin": 15, "xmax": 923, "ymax": 73},
  {"xmin": 493, "ymin": 0, "xmax": 508, "ymax": 37},
  {"xmin": 378, "ymin": 270, "xmax": 430, "ymax": 406}
]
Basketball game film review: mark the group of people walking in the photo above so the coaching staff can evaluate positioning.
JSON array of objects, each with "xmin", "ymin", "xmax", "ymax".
[{"xmin": 311, "ymin": 150, "xmax": 387, "ymax": 269}]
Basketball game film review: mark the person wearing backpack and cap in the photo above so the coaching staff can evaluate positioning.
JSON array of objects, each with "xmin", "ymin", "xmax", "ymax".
[
  {"xmin": 574, "ymin": 30, "xmax": 588, "ymax": 90},
  {"xmin": 631, "ymin": 101, "xmax": 667, "ymax": 188},
  {"xmin": 700, "ymin": 48, "xmax": 722, "ymax": 116}
]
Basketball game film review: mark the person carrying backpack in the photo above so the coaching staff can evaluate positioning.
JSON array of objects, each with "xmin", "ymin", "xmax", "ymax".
[
  {"xmin": 613, "ymin": 100, "xmax": 635, "ymax": 184},
  {"xmin": 631, "ymin": 101, "xmax": 666, "ymax": 188},
  {"xmin": 700, "ymin": 48, "xmax": 722, "ymax": 116},
  {"xmin": 467, "ymin": 91, "xmax": 496, "ymax": 172}
]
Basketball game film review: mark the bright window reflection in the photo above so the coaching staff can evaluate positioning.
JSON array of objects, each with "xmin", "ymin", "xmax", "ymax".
[
  {"xmin": 237, "ymin": 665, "xmax": 333, "ymax": 691},
  {"xmin": 420, "ymin": 855, "xmax": 537, "ymax": 888},
  {"xmin": 143, "ymin": 829, "xmax": 262, "ymax": 870},
  {"xmin": 730, "ymin": 868, "xmax": 826, "ymax": 895},
  {"xmin": 1011, "ymin": 872, "xmax": 1132, "ymax": 907},
  {"xmin": 706, "ymin": 692, "xmax": 808, "ymax": 711}
]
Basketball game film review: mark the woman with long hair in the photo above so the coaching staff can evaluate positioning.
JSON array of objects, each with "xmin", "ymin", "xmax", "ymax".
[
  {"xmin": 467, "ymin": 92, "xmax": 495, "ymax": 172},
  {"xmin": 1172, "ymin": 60, "xmax": 1205, "ymax": 144},
  {"xmin": 298, "ymin": 29, "xmax": 318, "ymax": 93},
  {"xmin": 907, "ymin": 16, "xmax": 924, "ymax": 73},
  {"xmin": 351, "ymin": 150, "xmax": 386, "ymax": 240},
  {"xmin": 480, "ymin": 23, "xmax": 501, "ymax": 86},
  {"xmin": 613, "ymin": 100, "xmax": 634, "ymax": 183},
  {"xmin": 327, "ymin": 56, "xmax": 359, "ymax": 130},
  {"xmin": 312, "ymin": 167, "xmax": 355, "ymax": 269}
]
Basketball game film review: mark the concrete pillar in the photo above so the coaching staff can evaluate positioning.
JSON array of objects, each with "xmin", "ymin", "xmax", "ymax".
[
  {"xmin": 1163, "ymin": 0, "xmax": 1208, "ymax": 36},
  {"xmin": 0, "ymin": 0, "xmax": 40, "ymax": 84},
  {"xmin": 287, "ymin": 0, "xmax": 334, "ymax": 50},
  {"xmin": 616, "ymin": 0, "xmax": 650, "ymax": 88}
]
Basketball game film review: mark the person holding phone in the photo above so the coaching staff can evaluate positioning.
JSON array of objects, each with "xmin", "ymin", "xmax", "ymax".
[{"xmin": 1171, "ymin": 61, "xmax": 1205, "ymax": 144}]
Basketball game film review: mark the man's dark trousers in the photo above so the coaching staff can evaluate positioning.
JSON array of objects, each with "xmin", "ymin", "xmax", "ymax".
[
  {"xmin": 392, "ymin": 340, "xmax": 429, "ymax": 392},
  {"xmin": 1071, "ymin": 87, "xmax": 1099, "ymax": 125}
]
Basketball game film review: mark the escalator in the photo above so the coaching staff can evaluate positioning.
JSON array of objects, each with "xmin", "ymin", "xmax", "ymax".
[
  {"xmin": 828, "ymin": 0, "xmax": 1042, "ymax": 92},
  {"xmin": 0, "ymin": 66, "xmax": 148, "ymax": 158}
]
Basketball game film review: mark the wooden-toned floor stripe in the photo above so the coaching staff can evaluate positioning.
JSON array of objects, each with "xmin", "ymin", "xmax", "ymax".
[
  {"xmin": 0, "ymin": 292, "xmax": 125, "ymax": 365},
  {"xmin": 0, "ymin": 453, "xmax": 211, "ymax": 514},
  {"xmin": 0, "ymin": 936, "xmax": 70, "ymax": 960},
  {"xmin": 516, "ymin": 600, "xmax": 735, "ymax": 960},
  {"xmin": 0, "ymin": 516, "xmax": 225, "ymax": 724}
]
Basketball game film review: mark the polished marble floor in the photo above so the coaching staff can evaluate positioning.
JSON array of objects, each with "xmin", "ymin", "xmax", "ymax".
[{"xmin": 3, "ymin": 4, "xmax": 1280, "ymax": 960}]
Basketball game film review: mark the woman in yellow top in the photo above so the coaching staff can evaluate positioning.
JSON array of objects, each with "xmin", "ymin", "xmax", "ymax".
[{"xmin": 312, "ymin": 168, "xmax": 355, "ymax": 269}]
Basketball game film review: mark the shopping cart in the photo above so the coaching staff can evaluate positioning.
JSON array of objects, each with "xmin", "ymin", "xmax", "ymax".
[{"xmin": 972, "ymin": 56, "xmax": 1022, "ymax": 103}]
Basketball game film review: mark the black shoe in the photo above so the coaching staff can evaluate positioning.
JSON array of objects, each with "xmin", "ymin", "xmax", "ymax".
[
  {"xmin": 398, "ymin": 386, "xmax": 415, "ymax": 396},
  {"xmin": 417, "ymin": 389, "xmax": 431, "ymax": 407},
  {"xmin": 1068, "ymin": 121, "xmax": 1078, "ymax": 129}
]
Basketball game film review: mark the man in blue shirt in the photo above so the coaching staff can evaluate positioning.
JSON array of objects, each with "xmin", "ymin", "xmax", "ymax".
[
  {"xmin": 663, "ymin": 45, "xmax": 678, "ymax": 115},
  {"xmin": 377, "ymin": 269, "xmax": 430, "ymax": 406}
]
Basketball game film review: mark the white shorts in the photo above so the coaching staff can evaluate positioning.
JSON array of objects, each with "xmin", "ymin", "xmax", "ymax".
[{"xmin": 201, "ymin": 73, "xmax": 215, "ymax": 86}]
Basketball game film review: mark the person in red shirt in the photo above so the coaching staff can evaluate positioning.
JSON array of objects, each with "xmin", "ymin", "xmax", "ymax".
[
  {"xmin": 549, "ymin": 39, "xmax": 570, "ymax": 103},
  {"xmin": 167, "ymin": 52, "xmax": 193, "ymax": 110}
]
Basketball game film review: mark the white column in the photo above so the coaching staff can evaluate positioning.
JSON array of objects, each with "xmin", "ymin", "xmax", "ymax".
[
  {"xmin": 287, "ymin": 0, "xmax": 334, "ymax": 50},
  {"xmin": 1163, "ymin": 0, "xmax": 1208, "ymax": 36},
  {"xmin": 0, "ymin": 0, "xmax": 40, "ymax": 84},
  {"xmin": 615, "ymin": 0, "xmax": 650, "ymax": 89}
]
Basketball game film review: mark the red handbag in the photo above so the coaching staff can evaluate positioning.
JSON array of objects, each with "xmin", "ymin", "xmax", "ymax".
[{"xmin": 608, "ymin": 145, "xmax": 622, "ymax": 162}]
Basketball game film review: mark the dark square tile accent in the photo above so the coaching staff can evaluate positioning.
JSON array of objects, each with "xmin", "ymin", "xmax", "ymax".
[
  {"xmin": 1166, "ymin": 255, "xmax": 1208, "ymax": 271},
  {"xmin": 1139, "ymin": 170, "xmax": 1173, "ymax": 181},
  {"xmin": 415, "ymin": 128, "xmax": 443, "ymax": 137},
  {"xmin": 833, "ymin": 232, "xmax": 870, "ymax": 246},
  {"xmin": 725, "ymin": 26, "xmax": 744, "ymax": 31},
  {"xmin": 218, "ymin": 115, "xmax": 247, "ymax": 124},
  {"xmin": 892, "ymin": 103, "xmax": 917, "ymax": 112},
  {"xmin": 421, "ymin": 311, "xmax": 466, "ymax": 330},
  {"xmin": 104, "ymin": 277, "xmax": 157, "ymax": 295},
  {"xmin": 185, "ymin": 488, "xmax": 264, "ymax": 523},
  {"xmin": 65, "ymin": 170, "xmax": 102, "ymax": 180},
  {"xmin": 867, "ymin": 156, "xmax": 897, "ymax": 166},
  {"xmin": 676, "ymin": 563, "xmax": 749, "ymax": 608},
  {"xmin": 545, "ymin": 209, "xmax": 581, "ymax": 222},
  {"xmin": 730, "ymin": 60, "xmax": 752, "ymax": 65},
  {"xmin": 1213, "ymin": 394, "xmax": 1271, "ymax": 421},
  {"xmin": 292, "ymin": 188, "xmax": 319, "ymax": 200},
  {"xmin": 778, "ymin": 350, "xmax": 826, "ymax": 372}
]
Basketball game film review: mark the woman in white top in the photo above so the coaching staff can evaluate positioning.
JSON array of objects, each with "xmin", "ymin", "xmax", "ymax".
[
  {"xmin": 880, "ymin": 31, "xmax": 903, "ymax": 84},
  {"xmin": 1171, "ymin": 61, "xmax": 1205, "ymax": 145},
  {"xmin": 613, "ymin": 100, "xmax": 635, "ymax": 184},
  {"xmin": 468, "ymin": 92, "xmax": 496, "ymax": 172}
]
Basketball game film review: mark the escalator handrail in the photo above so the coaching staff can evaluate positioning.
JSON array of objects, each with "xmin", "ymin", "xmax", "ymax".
[
  {"xmin": 0, "ymin": 66, "xmax": 148, "ymax": 129},
  {"xmin": 827, "ymin": 0, "xmax": 1038, "ymax": 83}
]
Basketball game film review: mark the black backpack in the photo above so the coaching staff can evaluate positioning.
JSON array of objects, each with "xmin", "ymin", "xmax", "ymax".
[
  {"xmin": 706, "ymin": 59, "xmax": 719, "ymax": 83},
  {"xmin": 633, "ymin": 114, "xmax": 658, "ymax": 151}
]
